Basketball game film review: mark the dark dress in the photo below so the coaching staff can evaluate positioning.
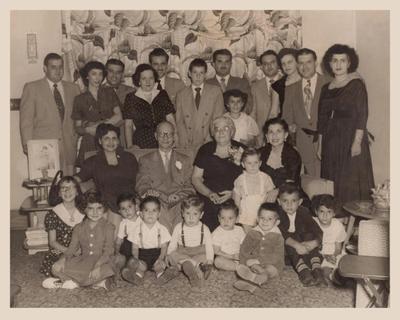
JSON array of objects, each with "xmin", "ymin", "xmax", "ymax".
[
  {"xmin": 72, "ymin": 87, "xmax": 120, "ymax": 166},
  {"xmin": 194, "ymin": 141, "xmax": 244, "ymax": 231},
  {"xmin": 76, "ymin": 148, "xmax": 138, "ymax": 213},
  {"xmin": 271, "ymin": 75, "xmax": 287, "ymax": 118},
  {"xmin": 318, "ymin": 79, "xmax": 374, "ymax": 206},
  {"xmin": 122, "ymin": 90, "xmax": 175, "ymax": 148}
]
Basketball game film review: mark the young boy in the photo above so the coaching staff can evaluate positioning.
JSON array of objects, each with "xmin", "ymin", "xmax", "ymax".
[
  {"xmin": 223, "ymin": 89, "xmax": 259, "ymax": 147},
  {"xmin": 312, "ymin": 194, "xmax": 346, "ymax": 284},
  {"xmin": 234, "ymin": 202, "xmax": 284, "ymax": 295},
  {"xmin": 176, "ymin": 58, "xmax": 224, "ymax": 151},
  {"xmin": 277, "ymin": 183, "xmax": 326, "ymax": 287},
  {"xmin": 212, "ymin": 200, "xmax": 245, "ymax": 271},
  {"xmin": 166, "ymin": 195, "xmax": 214, "ymax": 287},
  {"xmin": 121, "ymin": 196, "xmax": 171, "ymax": 285}
]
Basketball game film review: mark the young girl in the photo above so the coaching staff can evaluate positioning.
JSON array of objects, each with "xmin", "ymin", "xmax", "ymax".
[
  {"xmin": 49, "ymin": 191, "xmax": 116, "ymax": 290},
  {"xmin": 233, "ymin": 148, "xmax": 275, "ymax": 233},
  {"xmin": 40, "ymin": 176, "xmax": 85, "ymax": 279},
  {"xmin": 121, "ymin": 196, "xmax": 171, "ymax": 285},
  {"xmin": 223, "ymin": 89, "xmax": 259, "ymax": 147}
]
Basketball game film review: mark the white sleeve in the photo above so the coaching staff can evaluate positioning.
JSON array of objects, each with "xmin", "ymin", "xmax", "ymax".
[
  {"xmin": 238, "ymin": 226, "xmax": 246, "ymax": 244},
  {"xmin": 117, "ymin": 220, "xmax": 126, "ymax": 240},
  {"xmin": 167, "ymin": 224, "xmax": 180, "ymax": 254},
  {"xmin": 233, "ymin": 175, "xmax": 243, "ymax": 196},
  {"xmin": 247, "ymin": 115, "xmax": 260, "ymax": 136},
  {"xmin": 127, "ymin": 224, "xmax": 140, "ymax": 245},
  {"xmin": 212, "ymin": 228, "xmax": 222, "ymax": 247},
  {"xmin": 263, "ymin": 173, "xmax": 275, "ymax": 191},
  {"xmin": 204, "ymin": 226, "xmax": 214, "ymax": 261},
  {"xmin": 335, "ymin": 220, "xmax": 347, "ymax": 243},
  {"xmin": 160, "ymin": 225, "xmax": 172, "ymax": 245}
]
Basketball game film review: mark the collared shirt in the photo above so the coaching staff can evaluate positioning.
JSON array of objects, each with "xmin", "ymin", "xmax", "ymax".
[
  {"xmin": 302, "ymin": 73, "xmax": 318, "ymax": 100},
  {"xmin": 191, "ymin": 83, "xmax": 204, "ymax": 98},
  {"xmin": 253, "ymin": 224, "xmax": 282, "ymax": 235},
  {"xmin": 265, "ymin": 74, "xmax": 281, "ymax": 93},
  {"xmin": 117, "ymin": 216, "xmax": 142, "ymax": 240},
  {"xmin": 128, "ymin": 221, "xmax": 171, "ymax": 249},
  {"xmin": 159, "ymin": 76, "xmax": 166, "ymax": 90},
  {"xmin": 135, "ymin": 86, "xmax": 160, "ymax": 104},
  {"xmin": 46, "ymin": 78, "xmax": 65, "ymax": 102},
  {"xmin": 159, "ymin": 149, "xmax": 172, "ymax": 169},
  {"xmin": 216, "ymin": 74, "xmax": 230, "ymax": 85}
]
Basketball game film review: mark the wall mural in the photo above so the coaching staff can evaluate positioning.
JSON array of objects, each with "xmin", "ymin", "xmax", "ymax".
[{"xmin": 61, "ymin": 10, "xmax": 302, "ymax": 88}]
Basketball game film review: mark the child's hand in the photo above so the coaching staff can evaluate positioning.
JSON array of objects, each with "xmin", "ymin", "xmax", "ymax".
[
  {"xmin": 302, "ymin": 241, "xmax": 314, "ymax": 252},
  {"xmin": 325, "ymin": 255, "xmax": 337, "ymax": 264},
  {"xmin": 265, "ymin": 189, "xmax": 279, "ymax": 202},
  {"xmin": 250, "ymin": 264, "xmax": 265, "ymax": 274},
  {"xmin": 295, "ymin": 244, "xmax": 309, "ymax": 255},
  {"xmin": 218, "ymin": 190, "xmax": 232, "ymax": 204},
  {"xmin": 89, "ymin": 267, "xmax": 101, "ymax": 281}
]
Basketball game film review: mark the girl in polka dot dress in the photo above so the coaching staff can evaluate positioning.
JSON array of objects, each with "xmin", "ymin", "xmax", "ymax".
[{"xmin": 40, "ymin": 176, "xmax": 85, "ymax": 277}]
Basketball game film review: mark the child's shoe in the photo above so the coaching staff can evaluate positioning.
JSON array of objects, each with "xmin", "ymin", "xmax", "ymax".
[
  {"xmin": 312, "ymin": 268, "xmax": 328, "ymax": 287},
  {"xmin": 42, "ymin": 277, "xmax": 63, "ymax": 289},
  {"xmin": 61, "ymin": 280, "xmax": 79, "ymax": 289},
  {"xmin": 121, "ymin": 268, "xmax": 144, "ymax": 285},
  {"xmin": 199, "ymin": 263, "xmax": 213, "ymax": 280},
  {"xmin": 182, "ymin": 261, "xmax": 201, "ymax": 287},
  {"xmin": 156, "ymin": 266, "xmax": 180, "ymax": 285},
  {"xmin": 236, "ymin": 265, "xmax": 268, "ymax": 286},
  {"xmin": 233, "ymin": 280, "xmax": 264, "ymax": 297},
  {"xmin": 298, "ymin": 269, "xmax": 317, "ymax": 287}
]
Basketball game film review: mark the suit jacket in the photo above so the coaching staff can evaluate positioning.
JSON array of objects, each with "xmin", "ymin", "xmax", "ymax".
[
  {"xmin": 136, "ymin": 149, "xmax": 194, "ymax": 200},
  {"xmin": 20, "ymin": 77, "xmax": 81, "ymax": 173},
  {"xmin": 176, "ymin": 83, "xmax": 224, "ymax": 150},
  {"xmin": 206, "ymin": 76, "xmax": 253, "ymax": 114},
  {"xmin": 165, "ymin": 77, "xmax": 185, "ymax": 107},
  {"xmin": 103, "ymin": 83, "xmax": 135, "ymax": 106}
]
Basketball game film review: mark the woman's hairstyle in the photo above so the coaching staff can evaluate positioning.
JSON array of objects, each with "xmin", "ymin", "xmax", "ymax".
[
  {"xmin": 322, "ymin": 44, "xmax": 359, "ymax": 77},
  {"xmin": 258, "ymin": 202, "xmax": 279, "ymax": 218},
  {"xmin": 217, "ymin": 199, "xmax": 239, "ymax": 217},
  {"xmin": 117, "ymin": 192, "xmax": 137, "ymax": 207},
  {"xmin": 139, "ymin": 196, "xmax": 161, "ymax": 211},
  {"xmin": 210, "ymin": 115, "xmax": 236, "ymax": 138},
  {"xmin": 241, "ymin": 147, "xmax": 261, "ymax": 162},
  {"xmin": 262, "ymin": 117, "xmax": 289, "ymax": 135},
  {"xmin": 95, "ymin": 123, "xmax": 120, "ymax": 149},
  {"xmin": 79, "ymin": 61, "xmax": 106, "ymax": 87},
  {"xmin": 181, "ymin": 195, "xmax": 205, "ymax": 212},
  {"xmin": 311, "ymin": 194, "xmax": 337, "ymax": 215},
  {"xmin": 277, "ymin": 48, "xmax": 298, "ymax": 69},
  {"xmin": 188, "ymin": 58, "xmax": 208, "ymax": 72},
  {"xmin": 278, "ymin": 182, "xmax": 301, "ymax": 198},
  {"xmin": 223, "ymin": 89, "xmax": 248, "ymax": 110},
  {"xmin": 83, "ymin": 191, "xmax": 107, "ymax": 210},
  {"xmin": 53, "ymin": 176, "xmax": 84, "ymax": 211},
  {"xmin": 131, "ymin": 63, "xmax": 159, "ymax": 87}
]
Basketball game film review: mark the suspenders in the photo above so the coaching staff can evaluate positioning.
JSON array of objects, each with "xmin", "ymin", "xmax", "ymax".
[
  {"xmin": 139, "ymin": 222, "xmax": 161, "ymax": 248},
  {"xmin": 181, "ymin": 221, "xmax": 204, "ymax": 248}
]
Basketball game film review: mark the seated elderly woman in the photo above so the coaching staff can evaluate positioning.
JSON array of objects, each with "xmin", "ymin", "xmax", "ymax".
[
  {"xmin": 135, "ymin": 121, "xmax": 195, "ymax": 233},
  {"xmin": 192, "ymin": 116, "xmax": 244, "ymax": 231},
  {"xmin": 74, "ymin": 123, "xmax": 139, "ymax": 235}
]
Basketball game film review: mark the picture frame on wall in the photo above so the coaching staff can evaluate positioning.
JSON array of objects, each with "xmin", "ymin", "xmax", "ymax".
[{"xmin": 27, "ymin": 139, "xmax": 60, "ymax": 181}]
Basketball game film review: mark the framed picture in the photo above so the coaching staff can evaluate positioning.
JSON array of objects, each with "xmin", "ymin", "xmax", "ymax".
[{"xmin": 27, "ymin": 139, "xmax": 60, "ymax": 181}]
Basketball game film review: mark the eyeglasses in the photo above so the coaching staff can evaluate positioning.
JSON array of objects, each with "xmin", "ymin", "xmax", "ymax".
[
  {"xmin": 214, "ymin": 126, "xmax": 230, "ymax": 133},
  {"xmin": 60, "ymin": 186, "xmax": 76, "ymax": 192},
  {"xmin": 157, "ymin": 132, "xmax": 174, "ymax": 138}
]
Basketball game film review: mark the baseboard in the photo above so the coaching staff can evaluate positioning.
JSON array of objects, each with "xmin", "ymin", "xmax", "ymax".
[{"xmin": 10, "ymin": 210, "xmax": 28, "ymax": 230}]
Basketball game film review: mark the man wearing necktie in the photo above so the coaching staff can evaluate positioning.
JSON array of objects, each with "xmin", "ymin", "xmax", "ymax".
[
  {"xmin": 282, "ymin": 48, "xmax": 330, "ymax": 177},
  {"xmin": 19, "ymin": 53, "xmax": 80, "ymax": 175}
]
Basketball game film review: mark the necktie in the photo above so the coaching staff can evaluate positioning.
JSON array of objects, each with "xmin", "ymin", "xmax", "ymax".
[
  {"xmin": 156, "ymin": 80, "xmax": 162, "ymax": 90},
  {"xmin": 304, "ymin": 79, "xmax": 313, "ymax": 118},
  {"xmin": 195, "ymin": 87, "xmax": 201, "ymax": 109},
  {"xmin": 162, "ymin": 152, "xmax": 170, "ymax": 173},
  {"xmin": 53, "ymin": 83, "xmax": 65, "ymax": 121},
  {"xmin": 220, "ymin": 77, "xmax": 226, "ymax": 92}
]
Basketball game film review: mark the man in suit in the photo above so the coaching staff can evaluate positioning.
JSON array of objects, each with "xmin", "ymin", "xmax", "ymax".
[
  {"xmin": 250, "ymin": 50, "xmax": 282, "ymax": 146},
  {"xmin": 136, "ymin": 121, "xmax": 195, "ymax": 233},
  {"xmin": 20, "ymin": 53, "xmax": 81, "ymax": 175},
  {"xmin": 206, "ymin": 49, "xmax": 253, "ymax": 114},
  {"xmin": 282, "ymin": 48, "xmax": 330, "ymax": 177},
  {"xmin": 149, "ymin": 47, "xmax": 185, "ymax": 107},
  {"xmin": 176, "ymin": 58, "xmax": 225, "ymax": 151}
]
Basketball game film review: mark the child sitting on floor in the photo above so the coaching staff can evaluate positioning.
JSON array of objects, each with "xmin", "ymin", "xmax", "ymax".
[
  {"xmin": 49, "ymin": 191, "xmax": 116, "ymax": 290},
  {"xmin": 212, "ymin": 200, "xmax": 246, "ymax": 271},
  {"xmin": 311, "ymin": 194, "xmax": 346, "ymax": 284},
  {"xmin": 121, "ymin": 196, "xmax": 171, "ymax": 285},
  {"xmin": 234, "ymin": 202, "xmax": 284, "ymax": 295},
  {"xmin": 166, "ymin": 195, "xmax": 214, "ymax": 288},
  {"xmin": 233, "ymin": 148, "xmax": 275, "ymax": 233},
  {"xmin": 277, "ymin": 183, "xmax": 326, "ymax": 287}
]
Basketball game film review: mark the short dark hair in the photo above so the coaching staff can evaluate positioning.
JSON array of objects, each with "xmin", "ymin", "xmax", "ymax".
[
  {"xmin": 277, "ymin": 48, "xmax": 298, "ymax": 69},
  {"xmin": 262, "ymin": 117, "xmax": 289, "ymax": 135},
  {"xmin": 140, "ymin": 196, "xmax": 161, "ymax": 211},
  {"xmin": 311, "ymin": 194, "xmax": 337, "ymax": 215},
  {"xmin": 80, "ymin": 61, "xmax": 106, "ymax": 87},
  {"xmin": 223, "ymin": 89, "xmax": 248, "ymax": 111},
  {"xmin": 188, "ymin": 58, "xmax": 207, "ymax": 73},
  {"xmin": 52, "ymin": 176, "xmax": 84, "ymax": 211},
  {"xmin": 95, "ymin": 123, "xmax": 120, "ymax": 149},
  {"xmin": 296, "ymin": 48, "xmax": 317, "ymax": 62},
  {"xmin": 241, "ymin": 147, "xmax": 260, "ymax": 163},
  {"xmin": 181, "ymin": 195, "xmax": 204, "ymax": 212},
  {"xmin": 131, "ymin": 63, "xmax": 159, "ymax": 87},
  {"xmin": 322, "ymin": 44, "xmax": 359, "ymax": 77},
  {"xmin": 217, "ymin": 199, "xmax": 239, "ymax": 217},
  {"xmin": 212, "ymin": 49, "xmax": 232, "ymax": 62},
  {"xmin": 83, "ymin": 191, "xmax": 107, "ymax": 210},
  {"xmin": 105, "ymin": 58, "xmax": 125, "ymax": 71},
  {"xmin": 258, "ymin": 202, "xmax": 279, "ymax": 218},
  {"xmin": 259, "ymin": 50, "xmax": 279, "ymax": 65},
  {"xmin": 43, "ymin": 53, "xmax": 63, "ymax": 66},
  {"xmin": 117, "ymin": 192, "xmax": 137, "ymax": 207},
  {"xmin": 149, "ymin": 47, "xmax": 170, "ymax": 63},
  {"xmin": 278, "ymin": 182, "xmax": 301, "ymax": 198}
]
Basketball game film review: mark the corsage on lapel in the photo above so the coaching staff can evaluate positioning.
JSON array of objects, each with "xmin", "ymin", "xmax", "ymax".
[
  {"xmin": 228, "ymin": 146, "xmax": 244, "ymax": 166},
  {"xmin": 175, "ymin": 160, "xmax": 183, "ymax": 170}
]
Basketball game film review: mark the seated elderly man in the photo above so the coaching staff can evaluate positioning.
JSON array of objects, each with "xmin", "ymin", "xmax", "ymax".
[{"xmin": 136, "ymin": 121, "xmax": 195, "ymax": 232}]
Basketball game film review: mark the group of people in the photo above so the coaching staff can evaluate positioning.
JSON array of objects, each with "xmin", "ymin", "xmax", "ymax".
[{"xmin": 19, "ymin": 43, "xmax": 375, "ymax": 293}]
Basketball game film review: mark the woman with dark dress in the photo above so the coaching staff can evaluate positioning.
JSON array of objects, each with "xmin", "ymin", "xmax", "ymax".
[
  {"xmin": 271, "ymin": 48, "xmax": 301, "ymax": 117},
  {"xmin": 75, "ymin": 123, "xmax": 138, "ymax": 236},
  {"xmin": 318, "ymin": 44, "xmax": 374, "ymax": 211},
  {"xmin": 123, "ymin": 64, "xmax": 177, "ymax": 148},
  {"xmin": 192, "ymin": 116, "xmax": 244, "ymax": 231},
  {"xmin": 72, "ymin": 61, "xmax": 122, "ymax": 167}
]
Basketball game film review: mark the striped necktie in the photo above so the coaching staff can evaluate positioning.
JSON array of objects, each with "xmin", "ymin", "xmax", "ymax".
[
  {"xmin": 53, "ymin": 83, "xmax": 65, "ymax": 121},
  {"xmin": 304, "ymin": 80, "xmax": 313, "ymax": 118}
]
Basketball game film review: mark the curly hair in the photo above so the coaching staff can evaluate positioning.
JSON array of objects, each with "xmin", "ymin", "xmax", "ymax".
[
  {"xmin": 95, "ymin": 123, "xmax": 120, "ymax": 149},
  {"xmin": 223, "ymin": 89, "xmax": 248, "ymax": 111},
  {"xmin": 131, "ymin": 63, "xmax": 159, "ymax": 87},
  {"xmin": 262, "ymin": 117, "xmax": 289, "ymax": 136},
  {"xmin": 322, "ymin": 44, "xmax": 359, "ymax": 77},
  {"xmin": 79, "ymin": 61, "xmax": 106, "ymax": 87},
  {"xmin": 52, "ymin": 176, "xmax": 85, "ymax": 212}
]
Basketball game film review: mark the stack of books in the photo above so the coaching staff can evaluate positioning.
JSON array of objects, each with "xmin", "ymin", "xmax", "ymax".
[{"xmin": 24, "ymin": 228, "xmax": 48, "ymax": 254}]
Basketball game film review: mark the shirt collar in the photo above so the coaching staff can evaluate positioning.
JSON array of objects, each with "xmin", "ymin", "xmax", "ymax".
[
  {"xmin": 46, "ymin": 78, "xmax": 62, "ymax": 89},
  {"xmin": 192, "ymin": 83, "xmax": 204, "ymax": 94},
  {"xmin": 253, "ymin": 225, "xmax": 281, "ymax": 235},
  {"xmin": 135, "ymin": 86, "xmax": 160, "ymax": 102},
  {"xmin": 216, "ymin": 74, "xmax": 230, "ymax": 83},
  {"xmin": 265, "ymin": 73, "xmax": 281, "ymax": 85},
  {"xmin": 159, "ymin": 149, "xmax": 172, "ymax": 157},
  {"xmin": 302, "ymin": 73, "xmax": 318, "ymax": 87},
  {"xmin": 159, "ymin": 76, "xmax": 166, "ymax": 89}
]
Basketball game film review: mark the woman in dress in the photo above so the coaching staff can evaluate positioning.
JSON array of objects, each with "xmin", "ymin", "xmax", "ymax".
[
  {"xmin": 271, "ymin": 48, "xmax": 301, "ymax": 117},
  {"xmin": 192, "ymin": 116, "xmax": 244, "ymax": 231},
  {"xmin": 123, "ymin": 64, "xmax": 176, "ymax": 148},
  {"xmin": 318, "ymin": 44, "xmax": 374, "ymax": 210},
  {"xmin": 72, "ymin": 61, "xmax": 122, "ymax": 167}
]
